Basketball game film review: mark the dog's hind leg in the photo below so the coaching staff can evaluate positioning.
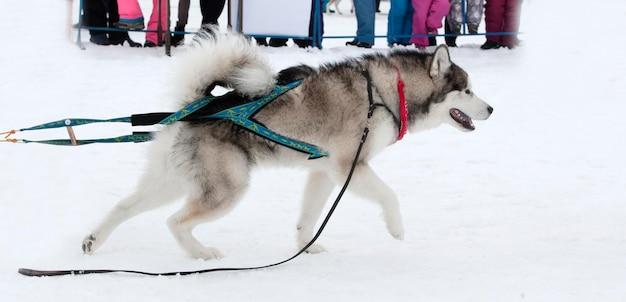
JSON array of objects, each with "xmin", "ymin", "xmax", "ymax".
[
  {"xmin": 166, "ymin": 147, "xmax": 250, "ymax": 260},
  {"xmin": 82, "ymin": 169, "xmax": 185, "ymax": 254},
  {"xmin": 333, "ymin": 163, "xmax": 405, "ymax": 240},
  {"xmin": 296, "ymin": 171, "xmax": 335, "ymax": 253}
]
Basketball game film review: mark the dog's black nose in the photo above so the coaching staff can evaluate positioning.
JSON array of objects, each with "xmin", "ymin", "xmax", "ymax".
[{"xmin": 487, "ymin": 106, "xmax": 494, "ymax": 114}]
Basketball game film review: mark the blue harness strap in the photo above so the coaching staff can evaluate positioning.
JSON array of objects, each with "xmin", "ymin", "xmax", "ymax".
[
  {"xmin": 204, "ymin": 81, "xmax": 328, "ymax": 159},
  {"xmin": 19, "ymin": 117, "xmax": 132, "ymax": 131},
  {"xmin": 7, "ymin": 81, "xmax": 328, "ymax": 159}
]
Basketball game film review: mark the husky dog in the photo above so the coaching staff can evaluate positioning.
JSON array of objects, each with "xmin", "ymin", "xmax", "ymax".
[{"xmin": 81, "ymin": 30, "xmax": 493, "ymax": 260}]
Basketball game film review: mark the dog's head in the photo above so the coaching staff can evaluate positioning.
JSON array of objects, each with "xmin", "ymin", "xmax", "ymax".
[
  {"xmin": 398, "ymin": 46, "xmax": 493, "ymax": 132},
  {"xmin": 427, "ymin": 46, "xmax": 493, "ymax": 132}
]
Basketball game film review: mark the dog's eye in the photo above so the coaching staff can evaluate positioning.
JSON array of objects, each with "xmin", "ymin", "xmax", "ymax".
[{"xmin": 465, "ymin": 89, "xmax": 471, "ymax": 95}]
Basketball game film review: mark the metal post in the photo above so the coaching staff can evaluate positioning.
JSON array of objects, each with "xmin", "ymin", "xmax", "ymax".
[
  {"xmin": 157, "ymin": 0, "xmax": 163, "ymax": 45},
  {"xmin": 165, "ymin": 0, "xmax": 171, "ymax": 56},
  {"xmin": 314, "ymin": 0, "xmax": 323, "ymax": 49},
  {"xmin": 238, "ymin": 0, "xmax": 243, "ymax": 32},
  {"xmin": 77, "ymin": 0, "xmax": 86, "ymax": 49},
  {"xmin": 461, "ymin": 0, "xmax": 467, "ymax": 35},
  {"xmin": 227, "ymin": 0, "xmax": 232, "ymax": 30}
]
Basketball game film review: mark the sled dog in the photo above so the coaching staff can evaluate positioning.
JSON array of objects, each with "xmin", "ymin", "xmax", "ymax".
[{"xmin": 82, "ymin": 30, "xmax": 493, "ymax": 259}]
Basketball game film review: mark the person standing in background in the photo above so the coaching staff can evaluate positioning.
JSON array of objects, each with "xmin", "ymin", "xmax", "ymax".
[
  {"xmin": 410, "ymin": 0, "xmax": 450, "ymax": 48},
  {"xmin": 481, "ymin": 0, "xmax": 522, "ymax": 49},
  {"xmin": 347, "ymin": 0, "xmax": 376, "ymax": 48},
  {"xmin": 445, "ymin": 0, "xmax": 484, "ymax": 47},
  {"xmin": 144, "ymin": 0, "xmax": 169, "ymax": 47},
  {"xmin": 116, "ymin": 0, "xmax": 168, "ymax": 47},
  {"xmin": 170, "ymin": 0, "xmax": 226, "ymax": 46},
  {"xmin": 256, "ymin": 0, "xmax": 324, "ymax": 48},
  {"xmin": 116, "ymin": 0, "xmax": 144, "ymax": 29},
  {"xmin": 387, "ymin": 0, "xmax": 413, "ymax": 47},
  {"xmin": 200, "ymin": 0, "xmax": 226, "ymax": 25},
  {"xmin": 84, "ymin": 0, "xmax": 140, "ymax": 46}
]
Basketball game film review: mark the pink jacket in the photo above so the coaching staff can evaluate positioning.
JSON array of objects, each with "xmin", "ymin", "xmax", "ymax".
[
  {"xmin": 426, "ymin": 0, "xmax": 452, "ymax": 32},
  {"xmin": 411, "ymin": 0, "xmax": 451, "ymax": 46}
]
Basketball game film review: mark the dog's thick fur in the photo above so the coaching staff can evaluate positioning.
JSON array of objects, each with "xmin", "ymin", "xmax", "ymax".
[{"xmin": 81, "ymin": 30, "xmax": 493, "ymax": 259}]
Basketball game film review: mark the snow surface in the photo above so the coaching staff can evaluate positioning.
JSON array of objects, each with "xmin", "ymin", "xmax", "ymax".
[{"xmin": 1, "ymin": 0, "xmax": 625, "ymax": 301}]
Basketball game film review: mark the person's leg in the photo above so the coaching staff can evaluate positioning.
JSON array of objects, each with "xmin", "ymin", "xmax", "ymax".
[
  {"xmin": 484, "ymin": 0, "xmax": 505, "ymax": 44},
  {"xmin": 145, "ymin": 0, "xmax": 168, "ymax": 45},
  {"xmin": 500, "ymin": 0, "xmax": 521, "ymax": 47},
  {"xmin": 176, "ymin": 0, "xmax": 191, "ymax": 28},
  {"xmin": 388, "ymin": 0, "xmax": 405, "ymax": 45},
  {"xmin": 171, "ymin": 0, "xmax": 190, "ymax": 45},
  {"xmin": 353, "ymin": 0, "xmax": 376, "ymax": 44},
  {"xmin": 445, "ymin": 0, "xmax": 462, "ymax": 46},
  {"xmin": 107, "ymin": 0, "xmax": 135, "ymax": 44},
  {"xmin": 447, "ymin": 0, "xmax": 462, "ymax": 32},
  {"xmin": 399, "ymin": 0, "xmax": 413, "ymax": 45},
  {"xmin": 444, "ymin": 18, "xmax": 455, "ymax": 46},
  {"xmin": 410, "ymin": 0, "xmax": 431, "ymax": 47},
  {"xmin": 84, "ymin": 0, "xmax": 109, "ymax": 44},
  {"xmin": 423, "ymin": 0, "xmax": 450, "ymax": 46},
  {"xmin": 425, "ymin": 0, "xmax": 450, "ymax": 31},
  {"xmin": 200, "ymin": 0, "xmax": 226, "ymax": 25},
  {"xmin": 467, "ymin": 0, "xmax": 485, "ymax": 34}
]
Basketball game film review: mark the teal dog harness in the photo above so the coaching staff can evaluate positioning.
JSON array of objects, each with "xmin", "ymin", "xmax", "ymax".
[{"xmin": 2, "ymin": 80, "xmax": 328, "ymax": 159}]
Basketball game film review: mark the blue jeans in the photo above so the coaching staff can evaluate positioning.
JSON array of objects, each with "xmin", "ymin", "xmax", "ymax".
[
  {"xmin": 353, "ymin": 0, "xmax": 376, "ymax": 44},
  {"xmin": 387, "ymin": 0, "xmax": 413, "ymax": 45}
]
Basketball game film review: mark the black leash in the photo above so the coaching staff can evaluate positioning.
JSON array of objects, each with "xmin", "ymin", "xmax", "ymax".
[{"xmin": 18, "ymin": 69, "xmax": 378, "ymax": 278}]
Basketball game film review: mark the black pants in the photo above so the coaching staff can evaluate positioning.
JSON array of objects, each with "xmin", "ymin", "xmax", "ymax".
[
  {"xmin": 83, "ymin": 0, "xmax": 125, "ymax": 40},
  {"xmin": 200, "ymin": 0, "xmax": 226, "ymax": 25}
]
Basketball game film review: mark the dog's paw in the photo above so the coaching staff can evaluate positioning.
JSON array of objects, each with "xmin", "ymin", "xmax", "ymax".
[
  {"xmin": 386, "ymin": 221, "xmax": 405, "ymax": 240},
  {"xmin": 305, "ymin": 244, "xmax": 327, "ymax": 254},
  {"xmin": 82, "ymin": 234, "xmax": 98, "ymax": 254},
  {"xmin": 390, "ymin": 230, "xmax": 405, "ymax": 240},
  {"xmin": 190, "ymin": 247, "xmax": 224, "ymax": 260}
]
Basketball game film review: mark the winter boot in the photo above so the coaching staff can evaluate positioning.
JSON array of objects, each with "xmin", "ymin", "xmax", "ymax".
[
  {"xmin": 255, "ymin": 38, "xmax": 268, "ymax": 46},
  {"xmin": 89, "ymin": 34, "xmax": 110, "ymax": 46},
  {"xmin": 109, "ymin": 32, "xmax": 142, "ymax": 47},
  {"xmin": 294, "ymin": 39, "xmax": 312, "ymax": 48},
  {"xmin": 428, "ymin": 35, "xmax": 437, "ymax": 46},
  {"xmin": 269, "ymin": 38, "xmax": 288, "ymax": 47},
  {"xmin": 480, "ymin": 40, "xmax": 501, "ymax": 50},
  {"xmin": 144, "ymin": 40, "xmax": 164, "ymax": 48},
  {"xmin": 170, "ymin": 26, "xmax": 185, "ymax": 46},
  {"xmin": 444, "ymin": 19, "xmax": 457, "ymax": 47},
  {"xmin": 346, "ymin": 40, "xmax": 372, "ymax": 48}
]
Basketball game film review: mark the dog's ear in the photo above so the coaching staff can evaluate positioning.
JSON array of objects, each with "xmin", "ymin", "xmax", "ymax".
[{"xmin": 429, "ymin": 45, "xmax": 452, "ymax": 79}]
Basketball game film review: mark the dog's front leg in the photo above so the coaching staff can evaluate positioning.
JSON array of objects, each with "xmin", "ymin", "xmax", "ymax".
[
  {"xmin": 297, "ymin": 171, "xmax": 335, "ymax": 253},
  {"xmin": 337, "ymin": 163, "xmax": 405, "ymax": 240}
]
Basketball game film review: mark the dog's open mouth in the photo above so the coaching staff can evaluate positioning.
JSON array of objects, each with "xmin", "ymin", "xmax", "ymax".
[{"xmin": 450, "ymin": 108, "xmax": 475, "ymax": 131}]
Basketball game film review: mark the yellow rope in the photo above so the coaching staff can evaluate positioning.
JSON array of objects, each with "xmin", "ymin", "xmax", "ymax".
[{"xmin": 0, "ymin": 130, "xmax": 20, "ymax": 143}]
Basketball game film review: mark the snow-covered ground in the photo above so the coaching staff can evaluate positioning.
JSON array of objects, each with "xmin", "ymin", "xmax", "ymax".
[{"xmin": 1, "ymin": 0, "xmax": 625, "ymax": 301}]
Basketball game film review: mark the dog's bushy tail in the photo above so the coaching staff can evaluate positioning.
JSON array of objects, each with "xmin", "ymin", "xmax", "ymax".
[{"xmin": 174, "ymin": 26, "xmax": 275, "ymax": 105}]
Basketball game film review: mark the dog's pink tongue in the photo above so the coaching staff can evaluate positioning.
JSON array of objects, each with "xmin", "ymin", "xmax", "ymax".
[{"xmin": 450, "ymin": 108, "xmax": 474, "ymax": 130}]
